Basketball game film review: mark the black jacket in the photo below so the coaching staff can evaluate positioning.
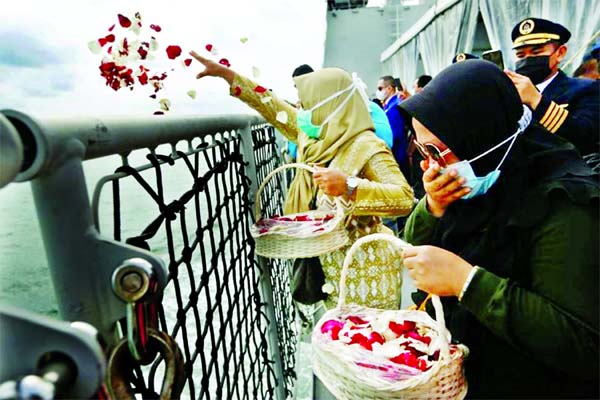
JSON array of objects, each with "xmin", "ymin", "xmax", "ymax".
[{"xmin": 533, "ymin": 70, "xmax": 599, "ymax": 155}]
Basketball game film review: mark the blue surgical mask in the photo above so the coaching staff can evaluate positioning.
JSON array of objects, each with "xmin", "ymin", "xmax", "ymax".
[
  {"xmin": 442, "ymin": 106, "xmax": 532, "ymax": 199},
  {"xmin": 296, "ymin": 74, "xmax": 367, "ymax": 139}
]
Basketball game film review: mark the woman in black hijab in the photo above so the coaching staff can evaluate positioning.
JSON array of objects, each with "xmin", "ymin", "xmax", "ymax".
[{"xmin": 400, "ymin": 60, "xmax": 599, "ymax": 398}]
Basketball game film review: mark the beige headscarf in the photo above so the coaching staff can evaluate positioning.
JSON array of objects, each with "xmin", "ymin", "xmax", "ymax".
[{"xmin": 285, "ymin": 68, "xmax": 390, "ymax": 214}]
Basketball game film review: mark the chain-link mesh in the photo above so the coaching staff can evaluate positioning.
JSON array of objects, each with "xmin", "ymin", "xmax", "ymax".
[{"xmin": 94, "ymin": 124, "xmax": 296, "ymax": 399}]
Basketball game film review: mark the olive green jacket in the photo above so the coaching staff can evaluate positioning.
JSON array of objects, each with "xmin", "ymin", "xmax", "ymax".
[{"xmin": 404, "ymin": 194, "xmax": 599, "ymax": 398}]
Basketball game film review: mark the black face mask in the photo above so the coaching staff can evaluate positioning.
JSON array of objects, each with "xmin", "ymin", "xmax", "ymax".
[{"xmin": 515, "ymin": 55, "xmax": 552, "ymax": 84}]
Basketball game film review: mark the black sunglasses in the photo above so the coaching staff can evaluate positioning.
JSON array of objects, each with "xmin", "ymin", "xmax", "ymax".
[{"xmin": 414, "ymin": 141, "xmax": 451, "ymax": 167}]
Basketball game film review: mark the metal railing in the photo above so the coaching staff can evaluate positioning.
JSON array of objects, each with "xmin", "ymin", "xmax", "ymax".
[{"xmin": 0, "ymin": 110, "xmax": 298, "ymax": 399}]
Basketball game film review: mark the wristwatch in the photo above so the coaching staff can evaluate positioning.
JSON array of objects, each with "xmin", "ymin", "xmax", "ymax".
[{"xmin": 346, "ymin": 175, "xmax": 359, "ymax": 197}]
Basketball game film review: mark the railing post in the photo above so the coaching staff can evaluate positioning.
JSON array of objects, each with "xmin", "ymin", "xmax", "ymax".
[
  {"xmin": 239, "ymin": 121, "xmax": 287, "ymax": 400},
  {"xmin": 30, "ymin": 139, "xmax": 166, "ymax": 343}
]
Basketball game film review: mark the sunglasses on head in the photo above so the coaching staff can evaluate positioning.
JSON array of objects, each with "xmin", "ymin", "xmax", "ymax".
[{"xmin": 414, "ymin": 141, "xmax": 451, "ymax": 167}]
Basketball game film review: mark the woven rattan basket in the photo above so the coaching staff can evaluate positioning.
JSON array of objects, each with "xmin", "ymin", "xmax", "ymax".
[
  {"xmin": 312, "ymin": 233, "xmax": 468, "ymax": 399},
  {"xmin": 251, "ymin": 163, "xmax": 349, "ymax": 259}
]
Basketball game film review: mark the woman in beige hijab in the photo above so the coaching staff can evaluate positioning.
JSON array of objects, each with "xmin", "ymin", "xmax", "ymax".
[{"xmin": 191, "ymin": 51, "xmax": 414, "ymax": 309}]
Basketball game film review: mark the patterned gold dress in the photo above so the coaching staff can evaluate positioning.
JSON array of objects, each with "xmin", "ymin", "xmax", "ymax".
[{"xmin": 231, "ymin": 73, "xmax": 415, "ymax": 309}]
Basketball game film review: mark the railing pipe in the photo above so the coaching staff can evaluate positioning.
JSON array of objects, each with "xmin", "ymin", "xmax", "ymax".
[{"xmin": 0, "ymin": 109, "xmax": 263, "ymax": 182}]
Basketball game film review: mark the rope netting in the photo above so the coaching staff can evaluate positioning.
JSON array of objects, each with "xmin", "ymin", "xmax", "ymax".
[{"xmin": 94, "ymin": 124, "xmax": 297, "ymax": 399}]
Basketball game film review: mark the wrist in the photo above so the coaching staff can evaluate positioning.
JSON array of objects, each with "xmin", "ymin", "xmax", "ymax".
[
  {"xmin": 527, "ymin": 91, "xmax": 542, "ymax": 110},
  {"xmin": 457, "ymin": 266, "xmax": 479, "ymax": 300},
  {"xmin": 425, "ymin": 195, "xmax": 445, "ymax": 217}
]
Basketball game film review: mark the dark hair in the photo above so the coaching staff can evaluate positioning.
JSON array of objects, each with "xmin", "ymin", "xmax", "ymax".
[
  {"xmin": 380, "ymin": 75, "xmax": 397, "ymax": 88},
  {"xmin": 417, "ymin": 75, "xmax": 432, "ymax": 88},
  {"xmin": 292, "ymin": 64, "xmax": 314, "ymax": 77}
]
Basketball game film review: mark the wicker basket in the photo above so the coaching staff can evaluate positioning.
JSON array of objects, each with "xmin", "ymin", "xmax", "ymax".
[
  {"xmin": 251, "ymin": 163, "xmax": 349, "ymax": 259},
  {"xmin": 312, "ymin": 233, "xmax": 468, "ymax": 399}
]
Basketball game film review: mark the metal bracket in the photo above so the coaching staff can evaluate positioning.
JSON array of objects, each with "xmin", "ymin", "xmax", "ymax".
[{"xmin": 0, "ymin": 305, "xmax": 105, "ymax": 399}]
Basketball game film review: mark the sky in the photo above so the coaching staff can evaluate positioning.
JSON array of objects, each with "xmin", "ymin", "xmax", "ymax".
[{"xmin": 0, "ymin": 0, "xmax": 334, "ymax": 117}]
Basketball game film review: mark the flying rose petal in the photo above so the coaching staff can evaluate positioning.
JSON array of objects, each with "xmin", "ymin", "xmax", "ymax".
[
  {"xmin": 118, "ymin": 14, "xmax": 132, "ymax": 28},
  {"xmin": 99, "ymin": 37, "xmax": 108, "ymax": 47},
  {"xmin": 150, "ymin": 37, "xmax": 159, "ymax": 51},
  {"xmin": 159, "ymin": 98, "xmax": 171, "ymax": 111},
  {"xmin": 218, "ymin": 58, "xmax": 230, "ymax": 67},
  {"xmin": 150, "ymin": 24, "xmax": 162, "ymax": 32},
  {"xmin": 276, "ymin": 111, "xmax": 288, "ymax": 124},
  {"xmin": 252, "ymin": 66, "xmax": 260, "ymax": 78},
  {"xmin": 240, "ymin": 37, "xmax": 248, "ymax": 43},
  {"xmin": 254, "ymin": 85, "xmax": 267, "ymax": 94},
  {"xmin": 166, "ymin": 45, "xmax": 182, "ymax": 59},
  {"xmin": 260, "ymin": 96, "xmax": 272, "ymax": 104},
  {"xmin": 205, "ymin": 44, "xmax": 213, "ymax": 52},
  {"xmin": 131, "ymin": 23, "xmax": 141, "ymax": 36},
  {"xmin": 105, "ymin": 34, "xmax": 115, "ymax": 43},
  {"xmin": 108, "ymin": 24, "xmax": 115, "ymax": 32},
  {"xmin": 233, "ymin": 86, "xmax": 242, "ymax": 96},
  {"xmin": 137, "ymin": 46, "xmax": 148, "ymax": 60},
  {"xmin": 88, "ymin": 40, "xmax": 102, "ymax": 54},
  {"xmin": 183, "ymin": 58, "xmax": 192, "ymax": 67},
  {"xmin": 187, "ymin": 90, "xmax": 197, "ymax": 99}
]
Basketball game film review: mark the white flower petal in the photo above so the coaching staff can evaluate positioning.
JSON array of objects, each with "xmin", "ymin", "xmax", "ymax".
[
  {"xmin": 159, "ymin": 98, "xmax": 171, "ymax": 111},
  {"xmin": 261, "ymin": 96, "xmax": 272, "ymax": 104},
  {"xmin": 150, "ymin": 38, "xmax": 159, "ymax": 52},
  {"xmin": 276, "ymin": 111, "xmax": 288, "ymax": 124},
  {"xmin": 187, "ymin": 90, "xmax": 197, "ymax": 99},
  {"xmin": 88, "ymin": 40, "xmax": 102, "ymax": 54},
  {"xmin": 210, "ymin": 47, "xmax": 219, "ymax": 56},
  {"xmin": 252, "ymin": 66, "xmax": 260, "ymax": 78}
]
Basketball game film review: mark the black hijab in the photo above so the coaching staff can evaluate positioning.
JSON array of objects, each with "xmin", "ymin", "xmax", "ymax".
[{"xmin": 400, "ymin": 59, "xmax": 598, "ymax": 276}]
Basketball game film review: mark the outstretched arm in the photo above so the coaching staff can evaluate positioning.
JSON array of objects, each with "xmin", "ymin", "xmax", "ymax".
[{"xmin": 190, "ymin": 51, "xmax": 300, "ymax": 141}]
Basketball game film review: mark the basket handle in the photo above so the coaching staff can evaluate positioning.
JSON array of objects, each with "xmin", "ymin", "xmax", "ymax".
[
  {"xmin": 337, "ymin": 233, "xmax": 451, "ymax": 358},
  {"xmin": 254, "ymin": 163, "xmax": 344, "ymax": 221}
]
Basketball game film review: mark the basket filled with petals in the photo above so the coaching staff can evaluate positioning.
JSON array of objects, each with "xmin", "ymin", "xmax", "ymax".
[
  {"xmin": 312, "ymin": 233, "xmax": 468, "ymax": 399},
  {"xmin": 251, "ymin": 163, "xmax": 349, "ymax": 259}
]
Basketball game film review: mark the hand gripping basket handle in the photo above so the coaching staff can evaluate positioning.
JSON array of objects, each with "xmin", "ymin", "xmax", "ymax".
[
  {"xmin": 337, "ymin": 233, "xmax": 451, "ymax": 358},
  {"xmin": 254, "ymin": 163, "xmax": 344, "ymax": 221}
]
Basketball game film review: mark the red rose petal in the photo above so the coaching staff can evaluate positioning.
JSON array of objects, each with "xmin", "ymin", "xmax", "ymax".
[
  {"xmin": 218, "ymin": 58, "xmax": 230, "ymax": 67},
  {"xmin": 166, "ymin": 45, "xmax": 182, "ymax": 59},
  {"xmin": 137, "ymin": 46, "xmax": 148, "ymax": 59},
  {"xmin": 118, "ymin": 14, "xmax": 132, "ymax": 28},
  {"xmin": 347, "ymin": 316, "xmax": 369, "ymax": 325},
  {"xmin": 105, "ymin": 34, "xmax": 115, "ymax": 43},
  {"xmin": 98, "ymin": 37, "xmax": 108, "ymax": 47},
  {"xmin": 150, "ymin": 24, "xmax": 162, "ymax": 32},
  {"xmin": 233, "ymin": 86, "xmax": 242, "ymax": 96},
  {"xmin": 349, "ymin": 333, "xmax": 372, "ymax": 351},
  {"xmin": 254, "ymin": 85, "xmax": 267, "ymax": 93},
  {"xmin": 205, "ymin": 44, "xmax": 213, "ymax": 52},
  {"xmin": 183, "ymin": 58, "xmax": 192, "ymax": 67},
  {"xmin": 107, "ymin": 46, "xmax": 112, "ymax": 54},
  {"xmin": 138, "ymin": 72, "xmax": 148, "ymax": 85},
  {"xmin": 108, "ymin": 24, "xmax": 115, "ymax": 32}
]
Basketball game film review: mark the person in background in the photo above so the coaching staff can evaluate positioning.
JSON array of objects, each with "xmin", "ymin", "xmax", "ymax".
[
  {"xmin": 286, "ymin": 65, "xmax": 394, "ymax": 161},
  {"xmin": 573, "ymin": 40, "xmax": 600, "ymax": 80},
  {"xmin": 505, "ymin": 17, "xmax": 599, "ymax": 157},
  {"xmin": 452, "ymin": 52, "xmax": 478, "ymax": 63},
  {"xmin": 375, "ymin": 75, "xmax": 410, "ymax": 179},
  {"xmin": 190, "ymin": 52, "xmax": 415, "ymax": 310},
  {"xmin": 394, "ymin": 77, "xmax": 411, "ymax": 100},
  {"xmin": 413, "ymin": 74, "xmax": 432, "ymax": 94},
  {"xmin": 402, "ymin": 59, "xmax": 598, "ymax": 398}
]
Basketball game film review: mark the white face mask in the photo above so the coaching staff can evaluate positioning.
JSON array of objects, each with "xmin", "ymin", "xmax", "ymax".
[
  {"xmin": 441, "ymin": 106, "xmax": 533, "ymax": 199},
  {"xmin": 375, "ymin": 89, "xmax": 387, "ymax": 101}
]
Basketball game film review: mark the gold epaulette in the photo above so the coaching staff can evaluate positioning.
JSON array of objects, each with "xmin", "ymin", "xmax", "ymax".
[{"xmin": 540, "ymin": 101, "xmax": 569, "ymax": 133}]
